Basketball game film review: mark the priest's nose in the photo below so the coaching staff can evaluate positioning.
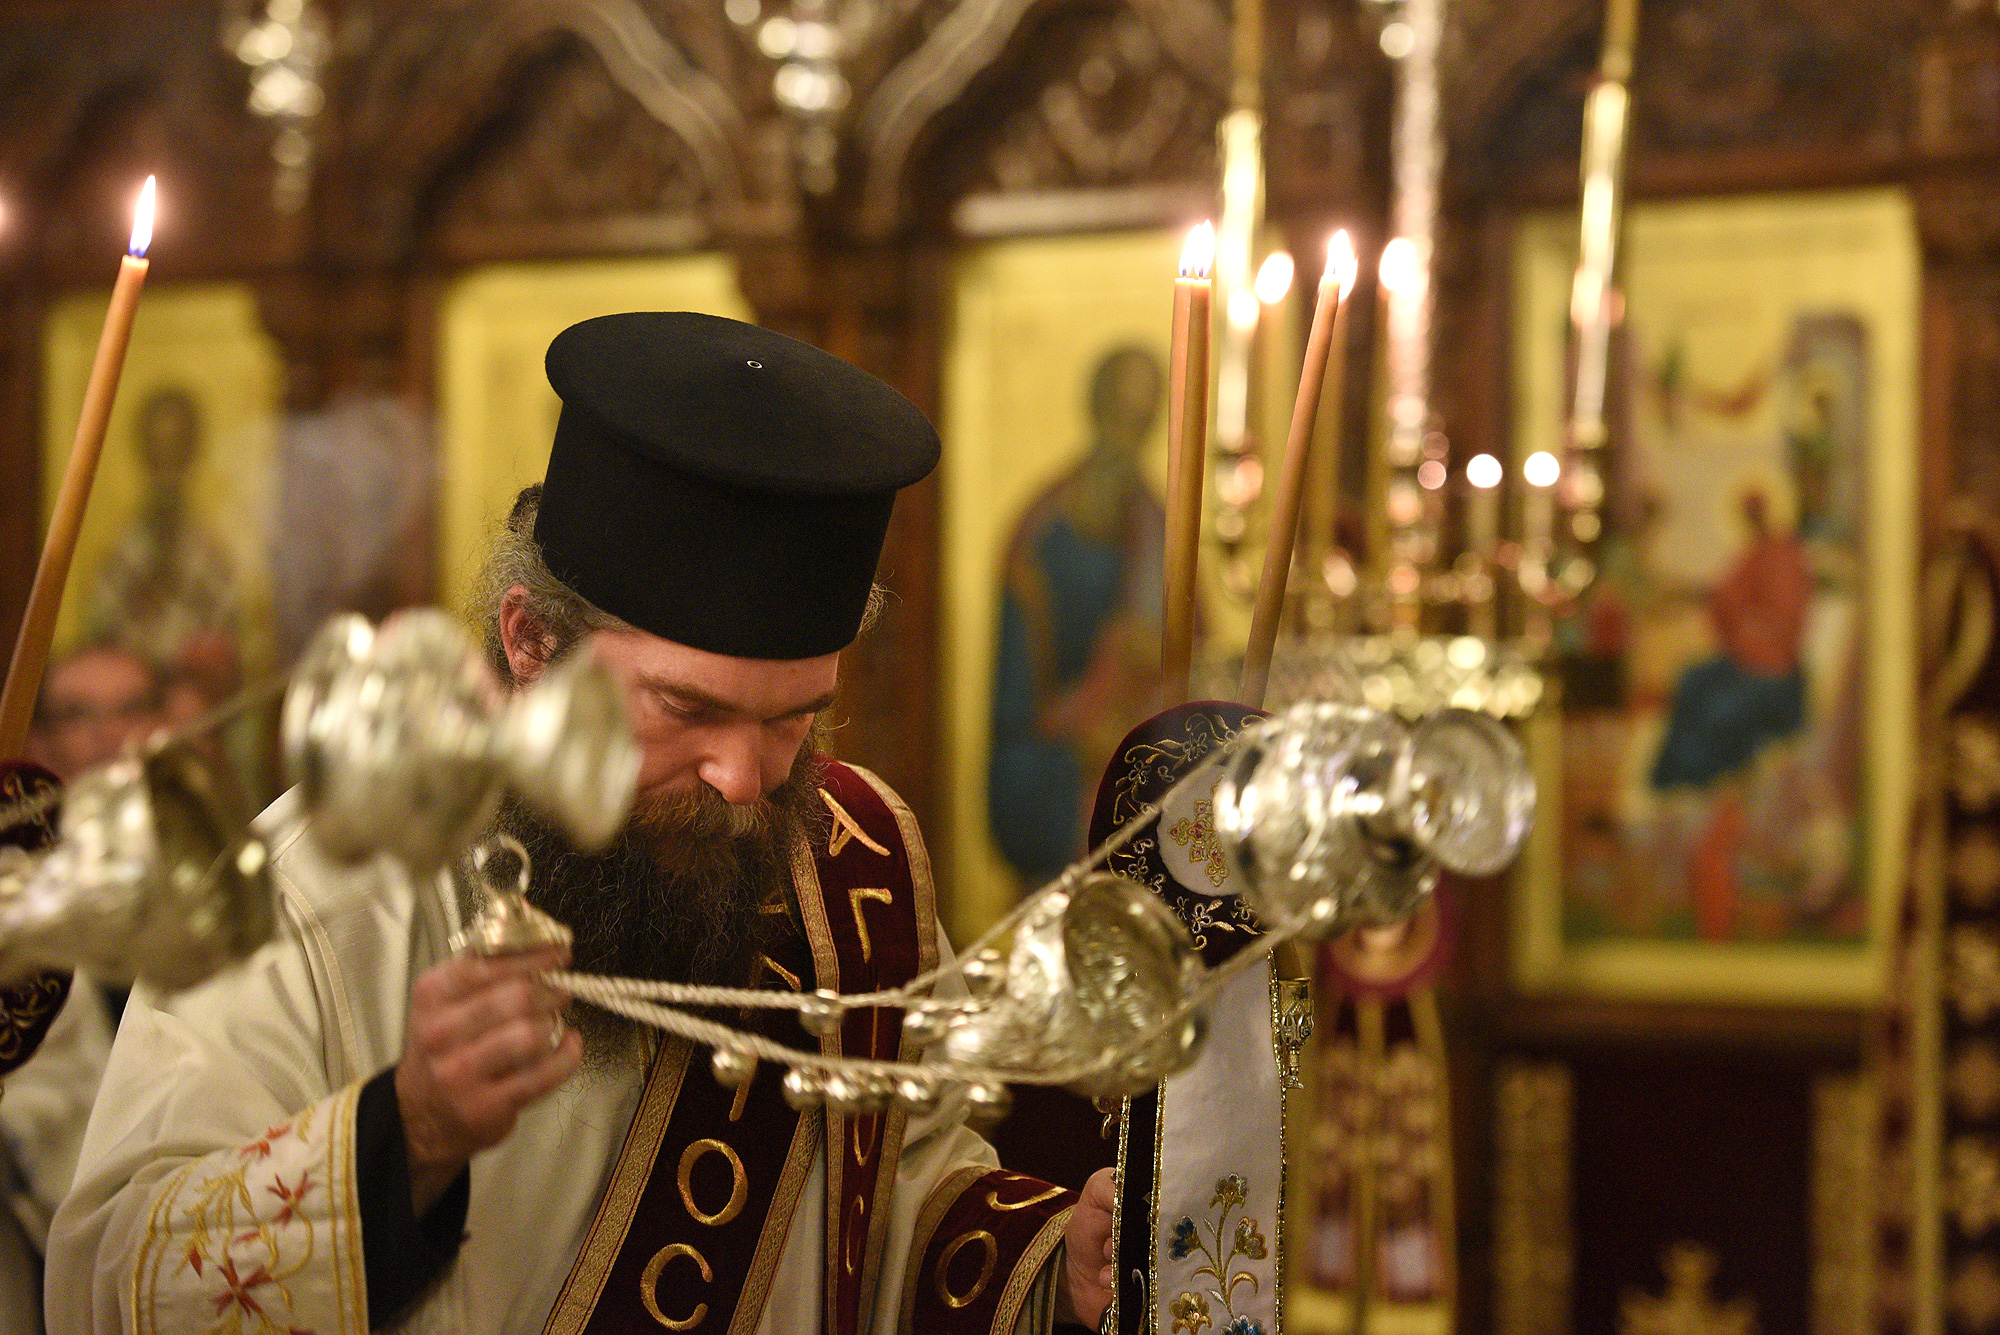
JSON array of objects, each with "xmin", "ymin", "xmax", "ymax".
[{"xmin": 698, "ymin": 731, "xmax": 765, "ymax": 807}]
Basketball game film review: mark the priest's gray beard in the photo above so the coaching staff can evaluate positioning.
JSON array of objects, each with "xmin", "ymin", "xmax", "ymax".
[{"xmin": 489, "ymin": 747, "xmax": 828, "ymax": 1062}]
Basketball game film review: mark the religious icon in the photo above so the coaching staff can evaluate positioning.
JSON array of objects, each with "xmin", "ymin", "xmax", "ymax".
[
  {"xmin": 987, "ymin": 344, "xmax": 1169, "ymax": 888},
  {"xmin": 1560, "ymin": 312, "xmax": 1867, "ymax": 946},
  {"xmin": 85, "ymin": 383, "xmax": 244, "ymax": 732}
]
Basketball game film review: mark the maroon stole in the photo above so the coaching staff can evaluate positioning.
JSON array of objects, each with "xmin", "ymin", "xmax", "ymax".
[{"xmin": 542, "ymin": 761, "xmax": 941, "ymax": 1335}]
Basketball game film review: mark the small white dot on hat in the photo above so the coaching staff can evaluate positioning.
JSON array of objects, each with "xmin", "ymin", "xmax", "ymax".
[{"xmin": 746, "ymin": 360, "xmax": 763, "ymax": 368}]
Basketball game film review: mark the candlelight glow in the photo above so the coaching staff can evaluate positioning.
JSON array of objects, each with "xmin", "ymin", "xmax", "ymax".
[
  {"xmin": 1328, "ymin": 230, "xmax": 1358, "ymax": 300},
  {"xmin": 1467, "ymin": 453, "xmax": 1503, "ymax": 489},
  {"xmin": 129, "ymin": 176, "xmax": 156, "ymax": 258},
  {"xmin": 1523, "ymin": 450, "xmax": 1561, "ymax": 488},
  {"xmin": 1378, "ymin": 236, "xmax": 1420, "ymax": 295},
  {"xmin": 1255, "ymin": 251, "xmax": 1295, "ymax": 305},
  {"xmin": 1178, "ymin": 221, "xmax": 1215, "ymax": 279}
]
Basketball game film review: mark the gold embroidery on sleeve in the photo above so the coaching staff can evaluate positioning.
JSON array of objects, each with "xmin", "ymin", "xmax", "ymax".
[
  {"xmin": 986, "ymin": 1183, "xmax": 1066, "ymax": 1212},
  {"xmin": 935, "ymin": 1230, "xmax": 999, "ymax": 1310}
]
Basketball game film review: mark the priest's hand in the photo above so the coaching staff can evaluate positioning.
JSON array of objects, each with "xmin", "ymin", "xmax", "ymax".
[
  {"xmin": 395, "ymin": 946, "xmax": 582, "ymax": 1215},
  {"xmin": 1057, "ymin": 1167, "xmax": 1117, "ymax": 1329}
]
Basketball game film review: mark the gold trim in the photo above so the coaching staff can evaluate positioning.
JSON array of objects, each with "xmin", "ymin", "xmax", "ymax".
[
  {"xmin": 640, "ymin": 1243, "xmax": 713, "ymax": 1330},
  {"xmin": 936, "ymin": 1230, "xmax": 999, "ymax": 1310},
  {"xmin": 789, "ymin": 824, "xmax": 846, "ymax": 1326},
  {"xmin": 1109, "ymin": 1095, "xmax": 1129, "ymax": 1334},
  {"xmin": 333, "ymin": 1079, "xmax": 366, "ymax": 1325},
  {"xmin": 677, "ymin": 1139, "xmax": 749, "ymax": 1228},
  {"xmin": 1410, "ymin": 987, "xmax": 1458, "ymax": 1326},
  {"xmin": 1493, "ymin": 1059, "xmax": 1572, "ymax": 1335},
  {"xmin": 993, "ymin": 1206, "xmax": 1077, "ymax": 1334},
  {"xmin": 1268, "ymin": 970, "xmax": 1289, "ymax": 1335},
  {"xmin": 897, "ymin": 1165, "xmax": 990, "ymax": 1334},
  {"xmin": 1812, "ymin": 1072, "xmax": 1875, "ymax": 1335},
  {"xmin": 845, "ymin": 1192, "xmax": 868, "ymax": 1276},
  {"xmin": 541, "ymin": 1043, "xmax": 693, "ymax": 1335},
  {"xmin": 849, "ymin": 763, "xmax": 939, "ymax": 1324},
  {"xmin": 821, "ymin": 787, "xmax": 892, "ymax": 858},
  {"xmin": 726, "ymin": 1105, "xmax": 821, "ymax": 1335}
]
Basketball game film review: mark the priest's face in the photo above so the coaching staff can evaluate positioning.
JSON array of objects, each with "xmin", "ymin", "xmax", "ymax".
[
  {"xmin": 495, "ymin": 608, "xmax": 839, "ymax": 1049},
  {"xmin": 583, "ymin": 626, "xmax": 840, "ymax": 813}
]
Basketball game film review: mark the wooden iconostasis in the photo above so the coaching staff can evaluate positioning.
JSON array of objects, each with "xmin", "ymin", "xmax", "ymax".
[{"xmin": 7, "ymin": 1, "xmax": 2000, "ymax": 1331}]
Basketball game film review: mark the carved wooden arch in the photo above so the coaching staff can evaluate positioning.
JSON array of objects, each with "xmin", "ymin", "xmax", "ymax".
[
  {"xmin": 0, "ymin": 15, "xmax": 278, "ymax": 280},
  {"xmin": 326, "ymin": 0, "xmax": 749, "ymax": 266},
  {"xmin": 853, "ymin": 0, "xmax": 1231, "ymax": 237}
]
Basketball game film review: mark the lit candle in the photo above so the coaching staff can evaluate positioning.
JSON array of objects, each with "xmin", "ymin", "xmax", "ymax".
[
  {"xmin": 1241, "ymin": 231, "xmax": 1357, "ymax": 709},
  {"xmin": 0, "ymin": 177, "xmax": 155, "ymax": 755},
  {"xmin": 1302, "ymin": 230, "xmax": 1357, "ymax": 619},
  {"xmin": 1163, "ymin": 221, "xmax": 1214, "ymax": 703}
]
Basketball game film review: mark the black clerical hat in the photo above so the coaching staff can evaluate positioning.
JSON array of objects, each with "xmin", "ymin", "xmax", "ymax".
[{"xmin": 534, "ymin": 312, "xmax": 939, "ymax": 659}]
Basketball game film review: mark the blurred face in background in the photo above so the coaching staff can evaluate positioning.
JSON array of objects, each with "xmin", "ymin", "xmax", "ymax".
[{"xmin": 30, "ymin": 646, "xmax": 165, "ymax": 778}]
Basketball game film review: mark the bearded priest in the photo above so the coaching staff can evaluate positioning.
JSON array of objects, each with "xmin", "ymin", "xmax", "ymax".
[{"xmin": 46, "ymin": 312, "xmax": 1116, "ymax": 1335}]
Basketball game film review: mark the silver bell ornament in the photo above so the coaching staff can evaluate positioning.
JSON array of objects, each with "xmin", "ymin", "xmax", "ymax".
[
  {"xmin": 283, "ymin": 611, "xmax": 640, "ymax": 877},
  {"xmin": 1212, "ymin": 700, "xmax": 1534, "ymax": 935},
  {"xmin": 0, "ymin": 742, "xmax": 272, "ymax": 990},
  {"xmin": 934, "ymin": 873, "xmax": 1205, "ymax": 1098}
]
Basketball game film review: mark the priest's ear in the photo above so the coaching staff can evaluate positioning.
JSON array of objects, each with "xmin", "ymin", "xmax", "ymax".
[{"xmin": 498, "ymin": 585, "xmax": 560, "ymax": 687}]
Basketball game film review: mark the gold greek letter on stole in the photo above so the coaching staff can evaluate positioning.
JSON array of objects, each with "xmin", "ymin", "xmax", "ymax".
[
  {"xmin": 640, "ymin": 1243, "xmax": 712, "ymax": 1330},
  {"xmin": 847, "ymin": 886, "xmax": 893, "ymax": 962},
  {"xmin": 677, "ymin": 1139, "xmax": 748, "ymax": 1227},
  {"xmin": 934, "ymin": 1230, "xmax": 998, "ymax": 1309},
  {"xmin": 985, "ymin": 1182, "xmax": 1065, "ymax": 1212},
  {"xmin": 821, "ymin": 789, "xmax": 890, "ymax": 858}
]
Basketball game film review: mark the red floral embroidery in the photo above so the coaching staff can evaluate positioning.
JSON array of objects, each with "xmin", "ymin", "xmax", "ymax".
[
  {"xmin": 238, "ymin": 1124, "xmax": 293, "ymax": 1161},
  {"xmin": 183, "ymin": 1241, "xmax": 204, "ymax": 1276},
  {"xmin": 210, "ymin": 1255, "xmax": 271, "ymax": 1317},
  {"xmin": 266, "ymin": 1170, "xmax": 315, "ymax": 1227}
]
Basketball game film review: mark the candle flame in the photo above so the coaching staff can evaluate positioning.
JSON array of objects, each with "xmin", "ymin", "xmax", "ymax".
[
  {"xmin": 129, "ymin": 176, "xmax": 155, "ymax": 258},
  {"xmin": 1328, "ymin": 229, "xmax": 1358, "ymax": 301},
  {"xmin": 1467, "ymin": 452, "xmax": 1503, "ymax": 490},
  {"xmin": 1254, "ymin": 251, "xmax": 1295, "ymax": 305},
  {"xmin": 1179, "ymin": 221, "xmax": 1215, "ymax": 279}
]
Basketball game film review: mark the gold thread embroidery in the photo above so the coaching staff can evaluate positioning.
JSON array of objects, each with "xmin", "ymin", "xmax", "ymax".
[
  {"xmin": 821, "ymin": 788, "xmax": 891, "ymax": 858},
  {"xmin": 986, "ymin": 1183, "xmax": 1065, "ymax": 1212},
  {"xmin": 678, "ymin": 1140, "xmax": 749, "ymax": 1228},
  {"xmin": 641, "ymin": 1243, "xmax": 713, "ymax": 1329},
  {"xmin": 935, "ymin": 1230, "xmax": 998, "ymax": 1310},
  {"xmin": 755, "ymin": 954, "xmax": 802, "ymax": 993},
  {"xmin": 853, "ymin": 1112, "xmax": 875, "ymax": 1168},
  {"xmin": 848, "ymin": 886, "xmax": 894, "ymax": 962},
  {"xmin": 845, "ymin": 1192, "xmax": 867, "ymax": 1276}
]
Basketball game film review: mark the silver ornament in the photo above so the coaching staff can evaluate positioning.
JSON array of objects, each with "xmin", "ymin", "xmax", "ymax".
[
  {"xmin": 711, "ymin": 1046, "xmax": 757, "ymax": 1090},
  {"xmin": 782, "ymin": 1066, "xmax": 825, "ymax": 1109},
  {"xmin": 0, "ymin": 742, "xmax": 272, "ymax": 990},
  {"xmin": 892, "ymin": 1072, "xmax": 944, "ymax": 1116},
  {"xmin": 963, "ymin": 1080, "xmax": 1012, "ymax": 1126},
  {"xmin": 798, "ymin": 990, "xmax": 844, "ymax": 1039}
]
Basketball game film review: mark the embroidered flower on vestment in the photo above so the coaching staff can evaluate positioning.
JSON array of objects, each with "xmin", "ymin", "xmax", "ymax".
[
  {"xmin": 1223, "ymin": 1318, "xmax": 1266, "ymax": 1335},
  {"xmin": 1171, "ymin": 1291, "xmax": 1213, "ymax": 1333},
  {"xmin": 1169, "ymin": 1216, "xmax": 1199, "ymax": 1259},
  {"xmin": 1234, "ymin": 1217, "xmax": 1268, "ymax": 1260},
  {"xmin": 1211, "ymin": 1175, "xmax": 1247, "ymax": 1210}
]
